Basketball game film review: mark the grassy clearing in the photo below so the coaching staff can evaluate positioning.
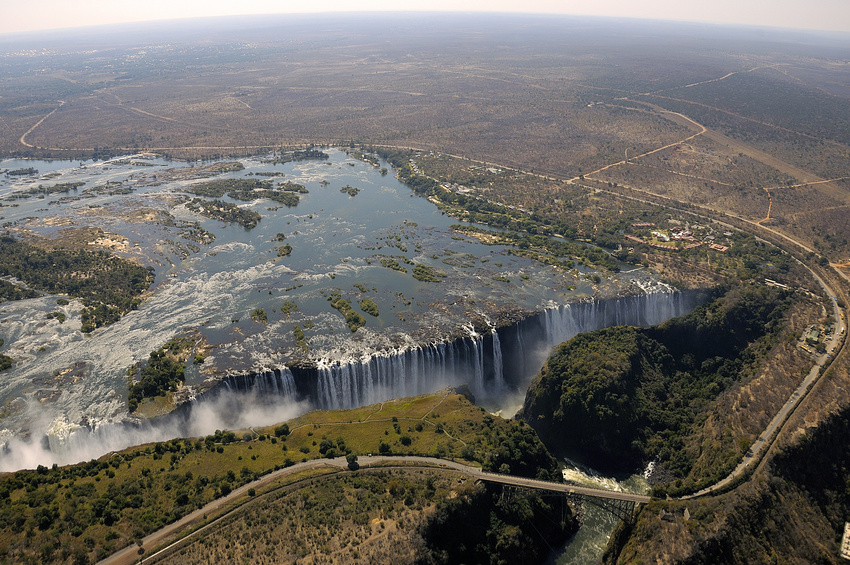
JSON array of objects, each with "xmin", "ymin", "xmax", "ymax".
[{"xmin": 0, "ymin": 389, "xmax": 557, "ymax": 564}]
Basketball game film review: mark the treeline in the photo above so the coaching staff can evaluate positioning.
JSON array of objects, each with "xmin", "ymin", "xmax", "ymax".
[
  {"xmin": 185, "ymin": 178, "xmax": 304, "ymax": 207},
  {"xmin": 521, "ymin": 286, "xmax": 794, "ymax": 493},
  {"xmin": 0, "ymin": 236, "xmax": 153, "ymax": 332},
  {"xmin": 185, "ymin": 198, "xmax": 261, "ymax": 229},
  {"xmin": 376, "ymin": 148, "xmax": 620, "ymax": 271},
  {"xmin": 262, "ymin": 148, "xmax": 329, "ymax": 165},
  {"xmin": 127, "ymin": 341, "xmax": 189, "ymax": 412}
]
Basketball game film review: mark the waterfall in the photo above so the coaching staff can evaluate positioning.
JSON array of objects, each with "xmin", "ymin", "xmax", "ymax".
[
  {"xmin": 214, "ymin": 288, "xmax": 702, "ymax": 412},
  {"xmin": 21, "ymin": 288, "xmax": 701, "ymax": 472},
  {"xmin": 20, "ymin": 367, "xmax": 304, "ymax": 471},
  {"xmin": 471, "ymin": 333, "xmax": 485, "ymax": 393},
  {"xmin": 220, "ymin": 368, "xmax": 297, "ymax": 399},
  {"xmin": 311, "ymin": 335, "xmax": 489, "ymax": 410},
  {"xmin": 492, "ymin": 330, "xmax": 504, "ymax": 392}
]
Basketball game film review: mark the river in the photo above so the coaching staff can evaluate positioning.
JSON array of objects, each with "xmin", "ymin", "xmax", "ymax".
[{"xmin": 1, "ymin": 149, "xmax": 698, "ymax": 474}]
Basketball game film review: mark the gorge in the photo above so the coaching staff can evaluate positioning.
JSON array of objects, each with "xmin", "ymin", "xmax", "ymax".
[{"xmin": 19, "ymin": 285, "xmax": 702, "ymax": 470}]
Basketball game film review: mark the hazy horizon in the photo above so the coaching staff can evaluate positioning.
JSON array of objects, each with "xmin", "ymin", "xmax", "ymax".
[{"xmin": 2, "ymin": 1, "xmax": 850, "ymax": 36}]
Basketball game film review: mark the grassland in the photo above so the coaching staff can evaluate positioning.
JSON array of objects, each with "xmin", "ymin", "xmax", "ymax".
[
  {"xmin": 2, "ymin": 14, "xmax": 850, "ymax": 564},
  {"xmin": 0, "ymin": 390, "xmax": 566, "ymax": 564}
]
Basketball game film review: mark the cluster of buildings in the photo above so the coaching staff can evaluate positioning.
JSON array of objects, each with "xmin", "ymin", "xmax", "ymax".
[
  {"xmin": 624, "ymin": 222, "xmax": 729, "ymax": 253},
  {"xmin": 670, "ymin": 226, "xmax": 695, "ymax": 241}
]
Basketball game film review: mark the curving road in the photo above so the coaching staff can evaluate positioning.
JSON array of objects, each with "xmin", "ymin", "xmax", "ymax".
[
  {"xmin": 571, "ymin": 102, "xmax": 848, "ymax": 498},
  {"xmin": 685, "ymin": 262, "xmax": 846, "ymax": 498},
  {"xmin": 89, "ymin": 87, "xmax": 847, "ymax": 560},
  {"xmin": 98, "ymin": 455, "xmax": 649, "ymax": 565}
]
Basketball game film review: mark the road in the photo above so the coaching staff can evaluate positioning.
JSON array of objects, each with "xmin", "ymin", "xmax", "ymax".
[
  {"xmin": 81, "ymin": 75, "xmax": 847, "ymax": 556},
  {"xmin": 384, "ymin": 118, "xmax": 849, "ymax": 503},
  {"xmin": 97, "ymin": 457, "xmax": 346, "ymax": 565},
  {"xmin": 19, "ymin": 101, "xmax": 64, "ymax": 149},
  {"xmin": 573, "ymin": 119, "xmax": 848, "ymax": 498},
  {"xmin": 686, "ymin": 263, "xmax": 846, "ymax": 497},
  {"xmin": 98, "ymin": 455, "xmax": 649, "ymax": 565},
  {"xmin": 578, "ymin": 171, "xmax": 848, "ymax": 499},
  {"xmin": 355, "ymin": 456, "xmax": 651, "ymax": 504}
]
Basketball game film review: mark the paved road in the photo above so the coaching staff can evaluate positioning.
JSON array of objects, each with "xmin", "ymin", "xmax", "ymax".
[
  {"xmin": 97, "ymin": 116, "xmax": 845, "ymax": 561},
  {"xmin": 357, "ymin": 456, "xmax": 652, "ymax": 504},
  {"xmin": 685, "ymin": 349, "xmax": 830, "ymax": 497},
  {"xmin": 568, "ymin": 123, "xmax": 848, "ymax": 499},
  {"xmin": 98, "ymin": 457, "xmax": 350, "ymax": 565},
  {"xmin": 99, "ymin": 455, "xmax": 649, "ymax": 565},
  {"xmin": 389, "ymin": 125, "xmax": 849, "ymax": 504}
]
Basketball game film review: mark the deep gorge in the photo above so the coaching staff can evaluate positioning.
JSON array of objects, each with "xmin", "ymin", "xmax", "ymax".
[{"xmin": 202, "ymin": 288, "xmax": 706, "ymax": 413}]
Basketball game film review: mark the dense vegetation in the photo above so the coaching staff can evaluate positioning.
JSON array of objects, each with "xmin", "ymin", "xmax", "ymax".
[
  {"xmin": 411, "ymin": 263, "xmax": 444, "ymax": 282},
  {"xmin": 454, "ymin": 224, "xmax": 619, "ymax": 272},
  {"xmin": 604, "ymin": 401, "xmax": 850, "ymax": 565},
  {"xmin": 421, "ymin": 480, "xmax": 573, "ymax": 565},
  {"xmin": 185, "ymin": 198, "xmax": 261, "ymax": 229},
  {"xmin": 0, "ymin": 391, "xmax": 567, "ymax": 564},
  {"xmin": 327, "ymin": 292, "xmax": 366, "ymax": 332},
  {"xmin": 376, "ymin": 148, "xmax": 622, "ymax": 272},
  {"xmin": 4, "ymin": 167, "xmax": 38, "ymax": 176},
  {"xmin": 359, "ymin": 298, "xmax": 379, "ymax": 317},
  {"xmin": 262, "ymin": 148, "xmax": 329, "ymax": 165},
  {"xmin": 278, "ymin": 181, "xmax": 309, "ymax": 193},
  {"xmin": 183, "ymin": 178, "xmax": 269, "ymax": 198},
  {"xmin": 184, "ymin": 178, "xmax": 303, "ymax": 207},
  {"xmin": 0, "ymin": 236, "xmax": 154, "ymax": 332},
  {"xmin": 380, "ymin": 256, "xmax": 408, "ymax": 273},
  {"xmin": 521, "ymin": 286, "xmax": 793, "ymax": 489},
  {"xmin": 3, "ymin": 181, "xmax": 85, "ymax": 201},
  {"xmin": 127, "ymin": 338, "xmax": 191, "ymax": 412},
  {"xmin": 280, "ymin": 300, "xmax": 297, "ymax": 316},
  {"xmin": 0, "ymin": 279, "xmax": 40, "ymax": 302},
  {"xmin": 160, "ymin": 468, "xmax": 573, "ymax": 565}
]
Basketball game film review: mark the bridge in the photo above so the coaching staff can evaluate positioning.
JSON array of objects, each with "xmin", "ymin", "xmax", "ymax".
[
  {"xmin": 101, "ymin": 454, "xmax": 652, "ymax": 565},
  {"xmin": 356, "ymin": 455, "xmax": 651, "ymax": 522},
  {"xmin": 476, "ymin": 471, "xmax": 650, "ymax": 522},
  {"xmin": 356, "ymin": 455, "xmax": 649, "ymax": 500}
]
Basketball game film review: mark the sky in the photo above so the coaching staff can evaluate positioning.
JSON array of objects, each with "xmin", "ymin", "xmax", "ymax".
[{"xmin": 2, "ymin": 0, "xmax": 849, "ymax": 35}]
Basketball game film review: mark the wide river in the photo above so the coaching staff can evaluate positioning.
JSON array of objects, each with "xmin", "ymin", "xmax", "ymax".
[{"xmin": 1, "ymin": 148, "xmax": 679, "ymax": 561}]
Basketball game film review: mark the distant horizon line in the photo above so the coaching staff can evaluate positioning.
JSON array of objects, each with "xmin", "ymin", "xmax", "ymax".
[{"xmin": 3, "ymin": 11, "xmax": 850, "ymax": 41}]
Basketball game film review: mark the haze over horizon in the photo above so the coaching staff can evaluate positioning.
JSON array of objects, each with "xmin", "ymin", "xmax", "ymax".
[{"xmin": 2, "ymin": 0, "xmax": 849, "ymax": 36}]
